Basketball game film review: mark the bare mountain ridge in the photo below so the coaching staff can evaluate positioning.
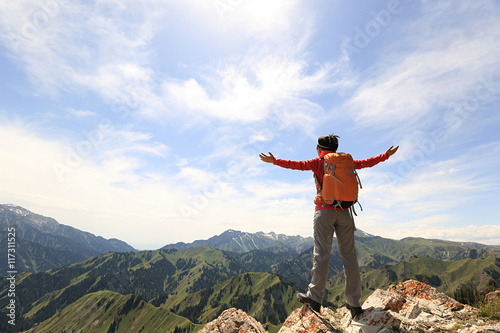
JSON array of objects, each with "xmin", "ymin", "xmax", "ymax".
[
  {"xmin": 163, "ymin": 228, "xmax": 496, "ymax": 257},
  {"xmin": 163, "ymin": 229, "xmax": 315, "ymax": 254}
]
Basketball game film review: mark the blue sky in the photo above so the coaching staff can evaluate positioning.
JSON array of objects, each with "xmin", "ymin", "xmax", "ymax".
[{"xmin": 1, "ymin": 0, "xmax": 499, "ymax": 250}]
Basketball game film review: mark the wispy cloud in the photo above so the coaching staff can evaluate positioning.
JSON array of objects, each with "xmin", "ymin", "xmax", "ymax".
[
  {"xmin": 0, "ymin": 1, "xmax": 155, "ymax": 100},
  {"xmin": 0, "ymin": 0, "xmax": 326, "ymax": 122},
  {"xmin": 363, "ymin": 141, "xmax": 500, "ymax": 207},
  {"xmin": 66, "ymin": 108, "xmax": 97, "ymax": 118},
  {"xmin": 346, "ymin": 0, "xmax": 500, "ymax": 131},
  {"xmin": 379, "ymin": 223, "xmax": 500, "ymax": 245},
  {"xmin": 356, "ymin": 140, "xmax": 500, "ymax": 244},
  {"xmin": 0, "ymin": 123, "xmax": 183, "ymax": 246},
  {"xmin": 161, "ymin": 56, "xmax": 342, "ymax": 123}
]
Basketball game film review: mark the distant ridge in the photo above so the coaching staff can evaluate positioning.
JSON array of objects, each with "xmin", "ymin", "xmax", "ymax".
[
  {"xmin": 162, "ymin": 229, "xmax": 314, "ymax": 254},
  {"xmin": 0, "ymin": 204, "xmax": 136, "ymax": 273},
  {"xmin": 162, "ymin": 227, "xmax": 497, "ymax": 291}
]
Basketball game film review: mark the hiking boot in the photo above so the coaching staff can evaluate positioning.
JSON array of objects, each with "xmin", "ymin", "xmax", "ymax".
[
  {"xmin": 296, "ymin": 292, "xmax": 321, "ymax": 312},
  {"xmin": 346, "ymin": 303, "xmax": 364, "ymax": 318}
]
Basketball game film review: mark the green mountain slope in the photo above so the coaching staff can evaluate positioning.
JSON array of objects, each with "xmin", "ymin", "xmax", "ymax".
[
  {"xmin": 23, "ymin": 290, "xmax": 202, "ymax": 333},
  {"xmin": 162, "ymin": 230, "xmax": 497, "ymax": 294},
  {"xmin": 355, "ymin": 234, "xmax": 496, "ymax": 267},
  {"xmin": 157, "ymin": 272, "xmax": 301, "ymax": 327},
  {"xmin": 274, "ymin": 233, "xmax": 499, "ymax": 290},
  {"xmin": 0, "ymin": 212, "xmax": 497, "ymax": 333},
  {"xmin": 0, "ymin": 247, "xmax": 245, "ymax": 330},
  {"xmin": 324, "ymin": 253, "xmax": 500, "ymax": 308},
  {"xmin": 0, "ymin": 234, "xmax": 88, "ymax": 272},
  {"xmin": 232, "ymin": 245, "xmax": 300, "ymax": 272}
]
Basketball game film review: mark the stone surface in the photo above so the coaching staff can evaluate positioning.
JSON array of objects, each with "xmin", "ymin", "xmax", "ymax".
[
  {"xmin": 485, "ymin": 290, "xmax": 500, "ymax": 304},
  {"xmin": 198, "ymin": 308, "xmax": 267, "ymax": 333},
  {"xmin": 387, "ymin": 279, "xmax": 469, "ymax": 317},
  {"xmin": 277, "ymin": 305, "xmax": 342, "ymax": 333},
  {"xmin": 199, "ymin": 280, "xmax": 500, "ymax": 333}
]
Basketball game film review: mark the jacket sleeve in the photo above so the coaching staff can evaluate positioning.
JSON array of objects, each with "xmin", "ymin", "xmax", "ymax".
[
  {"xmin": 273, "ymin": 157, "xmax": 321, "ymax": 172},
  {"xmin": 354, "ymin": 153, "xmax": 389, "ymax": 169}
]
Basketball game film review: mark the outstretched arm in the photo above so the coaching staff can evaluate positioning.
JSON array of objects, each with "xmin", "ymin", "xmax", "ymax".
[
  {"xmin": 355, "ymin": 145, "xmax": 399, "ymax": 169},
  {"xmin": 259, "ymin": 152, "xmax": 275, "ymax": 164},
  {"xmin": 259, "ymin": 152, "xmax": 320, "ymax": 171}
]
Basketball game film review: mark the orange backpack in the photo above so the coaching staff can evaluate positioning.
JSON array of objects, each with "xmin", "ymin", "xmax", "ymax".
[{"xmin": 314, "ymin": 152, "xmax": 362, "ymax": 209}]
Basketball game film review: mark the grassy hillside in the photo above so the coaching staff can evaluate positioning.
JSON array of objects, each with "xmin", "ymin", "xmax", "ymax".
[
  {"xmin": 0, "ymin": 247, "xmax": 245, "ymax": 329},
  {"xmin": 0, "ymin": 237, "xmax": 497, "ymax": 333},
  {"xmin": 325, "ymin": 253, "xmax": 500, "ymax": 308},
  {"xmin": 275, "ymin": 235, "xmax": 499, "ymax": 290},
  {"xmin": 234, "ymin": 245, "xmax": 301, "ymax": 272},
  {"xmin": 23, "ymin": 291, "xmax": 202, "ymax": 333},
  {"xmin": 19, "ymin": 272, "xmax": 300, "ymax": 333},
  {"xmin": 157, "ymin": 272, "xmax": 301, "ymax": 327},
  {"xmin": 0, "ymin": 232, "xmax": 88, "ymax": 272}
]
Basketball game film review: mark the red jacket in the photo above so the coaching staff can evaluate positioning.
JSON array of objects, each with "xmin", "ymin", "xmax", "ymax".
[{"xmin": 273, "ymin": 150, "xmax": 389, "ymax": 210}]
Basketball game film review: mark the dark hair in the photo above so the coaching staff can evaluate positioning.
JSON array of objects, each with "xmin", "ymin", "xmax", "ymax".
[{"xmin": 317, "ymin": 134, "xmax": 340, "ymax": 152}]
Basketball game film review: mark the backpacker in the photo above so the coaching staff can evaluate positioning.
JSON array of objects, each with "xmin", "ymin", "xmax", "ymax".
[{"xmin": 314, "ymin": 152, "xmax": 362, "ymax": 209}]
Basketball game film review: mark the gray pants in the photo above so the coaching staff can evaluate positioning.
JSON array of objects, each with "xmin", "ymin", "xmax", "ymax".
[{"xmin": 306, "ymin": 209, "xmax": 362, "ymax": 307}]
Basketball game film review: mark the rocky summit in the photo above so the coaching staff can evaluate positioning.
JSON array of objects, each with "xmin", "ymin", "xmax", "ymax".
[
  {"xmin": 200, "ymin": 280, "xmax": 500, "ymax": 333},
  {"xmin": 198, "ymin": 308, "xmax": 267, "ymax": 333}
]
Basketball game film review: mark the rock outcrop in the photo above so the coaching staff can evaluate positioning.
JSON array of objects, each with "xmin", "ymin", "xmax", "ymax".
[
  {"xmin": 199, "ymin": 280, "xmax": 500, "ymax": 333},
  {"xmin": 485, "ymin": 290, "xmax": 500, "ymax": 304},
  {"xmin": 198, "ymin": 308, "xmax": 267, "ymax": 333}
]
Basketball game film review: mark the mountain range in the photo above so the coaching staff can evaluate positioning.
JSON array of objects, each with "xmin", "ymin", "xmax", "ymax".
[
  {"xmin": 0, "ymin": 204, "xmax": 498, "ymax": 332},
  {"xmin": 164, "ymin": 227, "xmax": 499, "ymax": 292},
  {"xmin": 162, "ymin": 229, "xmax": 314, "ymax": 254},
  {"xmin": 0, "ymin": 204, "xmax": 136, "ymax": 273}
]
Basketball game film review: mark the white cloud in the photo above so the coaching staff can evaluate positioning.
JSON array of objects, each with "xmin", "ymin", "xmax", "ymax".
[
  {"xmin": 243, "ymin": 180, "xmax": 312, "ymax": 201},
  {"xmin": 0, "ymin": 121, "xmax": 315, "ymax": 248},
  {"xmin": 0, "ymin": 0, "xmax": 348, "ymax": 132},
  {"xmin": 99, "ymin": 126, "xmax": 169, "ymax": 159},
  {"xmin": 371, "ymin": 223, "xmax": 500, "ymax": 246},
  {"xmin": 177, "ymin": 176, "xmax": 315, "ymax": 242},
  {"xmin": 361, "ymin": 143, "xmax": 498, "ymax": 212},
  {"xmin": 192, "ymin": 0, "xmax": 312, "ymax": 47},
  {"xmin": 0, "ymin": 123, "xmax": 182, "ymax": 248},
  {"xmin": 354, "ymin": 140, "xmax": 500, "ymax": 245},
  {"xmin": 426, "ymin": 225, "xmax": 500, "ymax": 245},
  {"xmin": 0, "ymin": 1, "xmax": 156, "ymax": 100},
  {"xmin": 66, "ymin": 108, "xmax": 97, "ymax": 118},
  {"xmin": 161, "ymin": 56, "xmax": 340, "ymax": 123},
  {"xmin": 346, "ymin": 0, "xmax": 500, "ymax": 130}
]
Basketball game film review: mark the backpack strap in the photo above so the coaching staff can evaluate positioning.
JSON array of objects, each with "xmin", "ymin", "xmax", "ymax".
[
  {"xmin": 349, "ymin": 200, "xmax": 363, "ymax": 216},
  {"xmin": 345, "ymin": 168, "xmax": 363, "ymax": 189}
]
